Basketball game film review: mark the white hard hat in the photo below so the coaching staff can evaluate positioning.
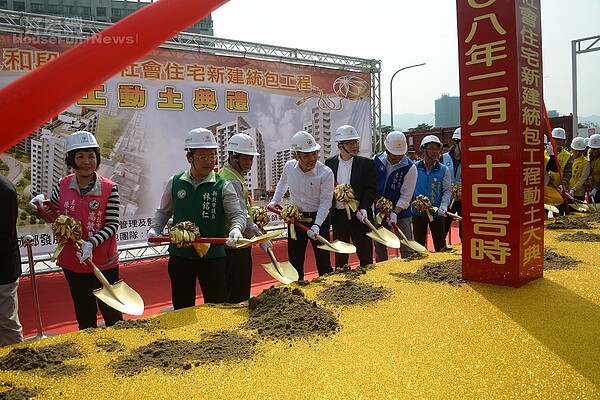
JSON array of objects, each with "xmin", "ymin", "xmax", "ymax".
[
  {"xmin": 66, "ymin": 130, "xmax": 99, "ymax": 152},
  {"xmin": 420, "ymin": 134, "xmax": 442, "ymax": 148},
  {"xmin": 185, "ymin": 128, "xmax": 217, "ymax": 150},
  {"xmin": 588, "ymin": 134, "xmax": 600, "ymax": 149},
  {"xmin": 384, "ymin": 131, "xmax": 407, "ymax": 155},
  {"xmin": 551, "ymin": 127, "xmax": 566, "ymax": 140},
  {"xmin": 226, "ymin": 133, "xmax": 260, "ymax": 156},
  {"xmin": 571, "ymin": 137, "xmax": 586, "ymax": 151},
  {"xmin": 335, "ymin": 125, "xmax": 360, "ymax": 142},
  {"xmin": 290, "ymin": 131, "xmax": 321, "ymax": 153},
  {"xmin": 452, "ymin": 127, "xmax": 461, "ymax": 140},
  {"xmin": 584, "ymin": 137, "xmax": 590, "ymax": 147}
]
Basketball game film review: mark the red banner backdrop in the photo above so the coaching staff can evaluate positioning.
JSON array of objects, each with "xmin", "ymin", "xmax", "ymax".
[
  {"xmin": 0, "ymin": 0, "xmax": 229, "ymax": 153},
  {"xmin": 457, "ymin": 0, "xmax": 544, "ymax": 286}
]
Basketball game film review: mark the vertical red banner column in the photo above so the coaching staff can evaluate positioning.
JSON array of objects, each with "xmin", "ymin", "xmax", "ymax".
[{"xmin": 456, "ymin": 0, "xmax": 544, "ymax": 287}]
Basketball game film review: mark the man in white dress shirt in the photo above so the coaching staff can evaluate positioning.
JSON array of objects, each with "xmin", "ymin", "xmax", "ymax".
[{"xmin": 269, "ymin": 131, "xmax": 334, "ymax": 280}]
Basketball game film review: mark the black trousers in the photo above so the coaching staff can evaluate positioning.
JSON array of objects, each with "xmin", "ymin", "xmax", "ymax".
[
  {"xmin": 224, "ymin": 247, "xmax": 253, "ymax": 303},
  {"xmin": 168, "ymin": 254, "xmax": 226, "ymax": 309},
  {"xmin": 63, "ymin": 267, "xmax": 122, "ymax": 330},
  {"xmin": 444, "ymin": 200, "xmax": 463, "ymax": 241},
  {"xmin": 413, "ymin": 214, "xmax": 446, "ymax": 252},
  {"xmin": 287, "ymin": 214, "xmax": 332, "ymax": 280},
  {"xmin": 330, "ymin": 208, "xmax": 373, "ymax": 268}
]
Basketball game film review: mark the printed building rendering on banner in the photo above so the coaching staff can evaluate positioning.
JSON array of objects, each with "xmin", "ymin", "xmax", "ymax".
[{"xmin": 0, "ymin": 33, "xmax": 372, "ymax": 256}]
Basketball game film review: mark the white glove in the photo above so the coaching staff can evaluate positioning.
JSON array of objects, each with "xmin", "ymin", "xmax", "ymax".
[
  {"xmin": 147, "ymin": 228, "xmax": 158, "ymax": 246},
  {"xmin": 307, "ymin": 225, "xmax": 319, "ymax": 240},
  {"xmin": 77, "ymin": 241, "xmax": 93, "ymax": 264},
  {"xmin": 557, "ymin": 185, "xmax": 564, "ymax": 193},
  {"xmin": 267, "ymin": 201, "xmax": 278, "ymax": 210},
  {"xmin": 226, "ymin": 227, "xmax": 243, "ymax": 247},
  {"xmin": 259, "ymin": 240, "xmax": 272, "ymax": 253},
  {"xmin": 546, "ymin": 142, "xmax": 554, "ymax": 156},
  {"xmin": 29, "ymin": 194, "xmax": 46, "ymax": 211},
  {"xmin": 569, "ymin": 189, "xmax": 575, "ymax": 197},
  {"xmin": 356, "ymin": 209, "xmax": 368, "ymax": 222},
  {"xmin": 386, "ymin": 212, "xmax": 397, "ymax": 225},
  {"xmin": 591, "ymin": 189, "xmax": 598, "ymax": 197},
  {"xmin": 437, "ymin": 207, "xmax": 447, "ymax": 217}
]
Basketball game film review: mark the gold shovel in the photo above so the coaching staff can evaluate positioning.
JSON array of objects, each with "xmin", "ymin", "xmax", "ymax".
[
  {"xmin": 362, "ymin": 218, "xmax": 400, "ymax": 248},
  {"xmin": 35, "ymin": 202, "xmax": 145, "ymax": 316},
  {"xmin": 261, "ymin": 246, "xmax": 298, "ymax": 284},
  {"xmin": 390, "ymin": 222, "xmax": 429, "ymax": 254},
  {"xmin": 76, "ymin": 241, "xmax": 145, "ymax": 316},
  {"xmin": 267, "ymin": 206, "xmax": 356, "ymax": 254}
]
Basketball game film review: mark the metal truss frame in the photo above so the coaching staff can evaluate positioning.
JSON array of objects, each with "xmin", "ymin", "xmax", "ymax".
[{"xmin": 571, "ymin": 34, "xmax": 600, "ymax": 136}]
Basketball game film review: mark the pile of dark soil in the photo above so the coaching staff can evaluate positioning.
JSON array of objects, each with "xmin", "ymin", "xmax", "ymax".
[
  {"xmin": 94, "ymin": 337, "xmax": 125, "ymax": 353},
  {"xmin": 391, "ymin": 259, "xmax": 464, "ymax": 286},
  {"xmin": 546, "ymin": 216, "xmax": 592, "ymax": 230},
  {"xmin": 109, "ymin": 331, "xmax": 255, "ymax": 376},
  {"xmin": 0, "ymin": 341, "xmax": 85, "ymax": 377},
  {"xmin": 331, "ymin": 264, "xmax": 373, "ymax": 278},
  {"xmin": 317, "ymin": 280, "xmax": 390, "ymax": 306},
  {"xmin": 243, "ymin": 287, "xmax": 338, "ymax": 340},
  {"xmin": 557, "ymin": 231, "xmax": 600, "ymax": 242},
  {"xmin": 0, "ymin": 382, "xmax": 39, "ymax": 400},
  {"xmin": 544, "ymin": 248, "xmax": 580, "ymax": 270}
]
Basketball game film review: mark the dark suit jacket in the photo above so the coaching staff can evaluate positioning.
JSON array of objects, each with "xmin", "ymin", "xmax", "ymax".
[{"xmin": 325, "ymin": 154, "xmax": 377, "ymax": 216}]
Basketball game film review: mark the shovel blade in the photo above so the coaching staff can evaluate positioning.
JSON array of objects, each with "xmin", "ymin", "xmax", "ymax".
[
  {"xmin": 366, "ymin": 228, "xmax": 401, "ymax": 249},
  {"xmin": 261, "ymin": 261, "xmax": 296, "ymax": 284},
  {"xmin": 93, "ymin": 281, "xmax": 145, "ymax": 316},
  {"xmin": 317, "ymin": 239, "xmax": 356, "ymax": 254},
  {"xmin": 406, "ymin": 240, "xmax": 428, "ymax": 254}
]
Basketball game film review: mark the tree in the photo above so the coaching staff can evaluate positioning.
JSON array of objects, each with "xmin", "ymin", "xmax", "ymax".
[
  {"xmin": 408, "ymin": 123, "xmax": 434, "ymax": 132},
  {"xmin": 381, "ymin": 125, "xmax": 393, "ymax": 134}
]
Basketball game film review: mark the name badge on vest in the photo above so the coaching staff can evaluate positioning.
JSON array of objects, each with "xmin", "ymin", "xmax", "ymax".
[
  {"xmin": 88, "ymin": 199, "xmax": 100, "ymax": 210},
  {"xmin": 379, "ymin": 165, "xmax": 385, "ymax": 172},
  {"xmin": 177, "ymin": 189, "xmax": 187, "ymax": 199}
]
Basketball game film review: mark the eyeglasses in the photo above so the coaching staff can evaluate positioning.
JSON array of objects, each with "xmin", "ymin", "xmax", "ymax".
[{"xmin": 192, "ymin": 153, "xmax": 218, "ymax": 162}]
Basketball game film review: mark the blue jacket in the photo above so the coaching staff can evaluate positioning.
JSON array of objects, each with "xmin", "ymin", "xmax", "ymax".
[
  {"xmin": 374, "ymin": 152, "xmax": 413, "ymax": 219},
  {"xmin": 411, "ymin": 160, "xmax": 448, "ymax": 219}
]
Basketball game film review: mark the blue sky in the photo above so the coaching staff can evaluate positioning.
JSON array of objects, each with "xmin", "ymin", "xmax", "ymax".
[{"xmin": 212, "ymin": 0, "xmax": 600, "ymax": 118}]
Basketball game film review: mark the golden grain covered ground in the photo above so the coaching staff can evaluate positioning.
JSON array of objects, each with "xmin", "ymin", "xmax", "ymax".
[{"xmin": 1, "ymin": 219, "xmax": 599, "ymax": 400}]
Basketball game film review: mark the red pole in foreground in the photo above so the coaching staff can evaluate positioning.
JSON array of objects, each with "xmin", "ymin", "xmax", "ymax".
[{"xmin": 0, "ymin": 0, "xmax": 229, "ymax": 153}]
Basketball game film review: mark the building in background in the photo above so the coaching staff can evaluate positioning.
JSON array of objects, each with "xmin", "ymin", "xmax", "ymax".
[
  {"xmin": 304, "ymin": 106, "xmax": 332, "ymax": 162},
  {"xmin": 213, "ymin": 116, "xmax": 267, "ymax": 200},
  {"xmin": 434, "ymin": 94, "xmax": 460, "ymax": 128},
  {"xmin": 0, "ymin": 0, "xmax": 213, "ymax": 35},
  {"xmin": 270, "ymin": 149, "xmax": 293, "ymax": 191},
  {"xmin": 31, "ymin": 106, "xmax": 99, "ymax": 197}
]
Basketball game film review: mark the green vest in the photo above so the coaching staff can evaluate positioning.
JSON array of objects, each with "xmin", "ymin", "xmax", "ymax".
[
  {"xmin": 218, "ymin": 163, "xmax": 250, "ymax": 232},
  {"xmin": 169, "ymin": 171, "xmax": 226, "ymax": 259}
]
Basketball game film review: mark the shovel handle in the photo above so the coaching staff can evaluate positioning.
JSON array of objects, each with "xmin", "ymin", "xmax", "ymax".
[
  {"xmin": 267, "ymin": 205, "xmax": 332, "ymax": 247},
  {"xmin": 446, "ymin": 211, "xmax": 462, "ymax": 221},
  {"xmin": 362, "ymin": 218, "xmax": 378, "ymax": 232},
  {"xmin": 148, "ymin": 236, "xmax": 229, "ymax": 245}
]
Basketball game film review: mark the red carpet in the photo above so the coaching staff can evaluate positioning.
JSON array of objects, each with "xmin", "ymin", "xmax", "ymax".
[{"xmin": 17, "ymin": 224, "xmax": 460, "ymax": 338}]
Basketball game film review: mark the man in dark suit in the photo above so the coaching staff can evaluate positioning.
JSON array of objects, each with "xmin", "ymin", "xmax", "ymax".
[
  {"xmin": 0, "ymin": 174, "xmax": 23, "ymax": 346},
  {"xmin": 326, "ymin": 125, "xmax": 376, "ymax": 268}
]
